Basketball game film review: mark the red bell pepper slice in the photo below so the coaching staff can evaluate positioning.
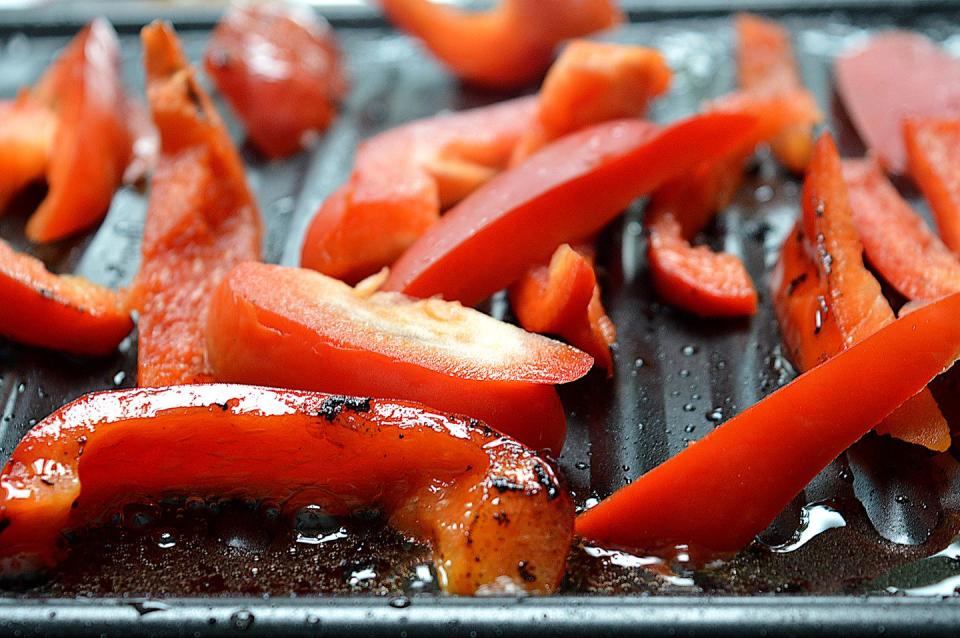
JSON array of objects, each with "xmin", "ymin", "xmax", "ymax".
[
  {"xmin": 377, "ymin": 0, "xmax": 622, "ymax": 89},
  {"xmin": 576, "ymin": 290, "xmax": 960, "ymax": 556},
  {"xmin": 126, "ymin": 22, "xmax": 262, "ymax": 387},
  {"xmin": 383, "ymin": 112, "xmax": 760, "ymax": 306},
  {"xmin": 509, "ymin": 244, "xmax": 616, "ymax": 374},
  {"xmin": 903, "ymin": 117, "xmax": 960, "ymax": 254},
  {"xmin": 204, "ymin": 2, "xmax": 349, "ymax": 159},
  {"xmin": 736, "ymin": 13, "xmax": 814, "ymax": 172},
  {"xmin": 0, "ymin": 240, "xmax": 132, "ymax": 356},
  {"xmin": 771, "ymin": 223, "xmax": 843, "ymax": 372},
  {"xmin": 300, "ymin": 96, "xmax": 538, "ymax": 284},
  {"xmin": 842, "ymin": 157, "xmax": 960, "ymax": 300},
  {"xmin": 511, "ymin": 39, "xmax": 672, "ymax": 163},
  {"xmin": 835, "ymin": 32, "xmax": 960, "ymax": 174},
  {"xmin": 206, "ymin": 262, "xmax": 592, "ymax": 453},
  {"xmin": 0, "ymin": 19, "xmax": 133, "ymax": 243},
  {"xmin": 798, "ymin": 134, "xmax": 949, "ymax": 451},
  {"xmin": 0, "ymin": 384, "xmax": 573, "ymax": 595}
]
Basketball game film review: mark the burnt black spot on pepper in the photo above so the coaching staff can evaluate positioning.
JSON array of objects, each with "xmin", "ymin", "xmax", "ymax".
[
  {"xmin": 213, "ymin": 402, "xmax": 229, "ymax": 411},
  {"xmin": 786, "ymin": 273, "xmax": 808, "ymax": 296},
  {"xmin": 185, "ymin": 80, "xmax": 205, "ymax": 116},
  {"xmin": 490, "ymin": 477, "xmax": 524, "ymax": 493},
  {"xmin": 398, "ymin": 433, "xmax": 404, "ymax": 440},
  {"xmin": 71, "ymin": 500, "xmax": 79, "ymax": 510},
  {"xmin": 533, "ymin": 463, "xmax": 559, "ymax": 500},
  {"xmin": 517, "ymin": 560, "xmax": 536, "ymax": 583},
  {"xmin": 317, "ymin": 396, "xmax": 373, "ymax": 421},
  {"xmin": 0, "ymin": 518, "xmax": 9, "ymax": 534},
  {"xmin": 493, "ymin": 511, "xmax": 510, "ymax": 526}
]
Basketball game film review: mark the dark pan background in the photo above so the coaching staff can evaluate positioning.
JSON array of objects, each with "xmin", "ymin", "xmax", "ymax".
[{"xmin": 2, "ymin": 1, "xmax": 960, "ymax": 635}]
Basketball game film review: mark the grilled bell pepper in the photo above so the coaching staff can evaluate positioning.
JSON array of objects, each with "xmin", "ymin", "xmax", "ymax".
[
  {"xmin": 204, "ymin": 2, "xmax": 348, "ymax": 159},
  {"xmin": 0, "ymin": 240, "xmax": 131, "ymax": 355},
  {"xmin": 126, "ymin": 22, "xmax": 262, "ymax": 387},
  {"xmin": 797, "ymin": 134, "xmax": 949, "ymax": 451},
  {"xmin": 835, "ymin": 32, "xmax": 960, "ymax": 174},
  {"xmin": 509, "ymin": 244, "xmax": 616, "ymax": 374},
  {"xmin": 511, "ymin": 39, "xmax": 671, "ymax": 163},
  {"xmin": 384, "ymin": 112, "xmax": 760, "ymax": 306},
  {"xmin": 843, "ymin": 157, "xmax": 960, "ymax": 300},
  {"xmin": 206, "ymin": 262, "xmax": 592, "ymax": 453},
  {"xmin": 0, "ymin": 384, "xmax": 573, "ymax": 595},
  {"xmin": 736, "ymin": 13, "xmax": 814, "ymax": 172},
  {"xmin": 0, "ymin": 19, "xmax": 133, "ymax": 243},
  {"xmin": 378, "ymin": 0, "xmax": 622, "ymax": 89},
  {"xmin": 577, "ymin": 290, "xmax": 960, "ymax": 555},
  {"xmin": 300, "ymin": 96, "xmax": 538, "ymax": 284},
  {"xmin": 903, "ymin": 118, "xmax": 960, "ymax": 254}
]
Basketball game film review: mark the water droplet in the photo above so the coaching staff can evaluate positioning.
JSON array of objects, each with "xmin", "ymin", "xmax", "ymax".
[
  {"xmin": 389, "ymin": 596, "xmax": 411, "ymax": 609},
  {"xmin": 155, "ymin": 529, "xmax": 176, "ymax": 549},
  {"xmin": 670, "ymin": 390, "xmax": 680, "ymax": 397},
  {"xmin": 684, "ymin": 424, "xmax": 696, "ymax": 433},
  {"xmin": 767, "ymin": 503, "xmax": 846, "ymax": 553},
  {"xmin": 16, "ymin": 383, "xmax": 25, "ymax": 394},
  {"xmin": 295, "ymin": 505, "xmax": 347, "ymax": 545},
  {"xmin": 584, "ymin": 496, "xmax": 600, "ymax": 509},
  {"xmin": 112, "ymin": 371, "xmax": 126, "ymax": 386},
  {"xmin": 706, "ymin": 408, "xmax": 723, "ymax": 423},
  {"xmin": 230, "ymin": 610, "xmax": 255, "ymax": 631},
  {"xmin": 838, "ymin": 469, "xmax": 853, "ymax": 483},
  {"xmin": 716, "ymin": 360, "xmax": 727, "ymax": 370},
  {"xmin": 306, "ymin": 614, "xmax": 320, "ymax": 625},
  {"xmin": 634, "ymin": 358, "xmax": 645, "ymax": 368},
  {"xmin": 678, "ymin": 369, "xmax": 690, "ymax": 378},
  {"xmin": 895, "ymin": 495, "xmax": 910, "ymax": 504},
  {"xmin": 346, "ymin": 566, "xmax": 377, "ymax": 587},
  {"xmin": 575, "ymin": 461, "xmax": 588, "ymax": 470},
  {"xmin": 681, "ymin": 345, "xmax": 697, "ymax": 356},
  {"xmin": 682, "ymin": 403, "xmax": 696, "ymax": 412}
]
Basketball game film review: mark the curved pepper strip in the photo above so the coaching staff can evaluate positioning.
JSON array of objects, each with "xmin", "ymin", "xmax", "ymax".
[
  {"xmin": 384, "ymin": 112, "xmax": 760, "ymax": 306},
  {"xmin": 904, "ymin": 118, "xmax": 960, "ymax": 254},
  {"xmin": 0, "ymin": 19, "xmax": 133, "ymax": 243},
  {"xmin": 126, "ymin": 22, "xmax": 263, "ymax": 387},
  {"xmin": 736, "ymin": 13, "xmax": 814, "ymax": 173},
  {"xmin": 0, "ymin": 240, "xmax": 132, "ymax": 355},
  {"xmin": 800, "ymin": 134, "xmax": 949, "ymax": 452},
  {"xmin": 206, "ymin": 262, "xmax": 591, "ymax": 454},
  {"xmin": 204, "ymin": 2, "xmax": 348, "ymax": 159},
  {"xmin": 378, "ymin": 0, "xmax": 621, "ymax": 89},
  {"xmin": 843, "ymin": 157, "xmax": 960, "ymax": 300},
  {"xmin": 509, "ymin": 244, "xmax": 616, "ymax": 374},
  {"xmin": 577, "ymin": 290, "xmax": 960, "ymax": 556},
  {"xmin": 301, "ymin": 96, "xmax": 538, "ymax": 284},
  {"xmin": 0, "ymin": 384, "xmax": 573, "ymax": 595},
  {"xmin": 511, "ymin": 39, "xmax": 672, "ymax": 164},
  {"xmin": 642, "ymin": 90, "xmax": 818, "ymax": 318}
]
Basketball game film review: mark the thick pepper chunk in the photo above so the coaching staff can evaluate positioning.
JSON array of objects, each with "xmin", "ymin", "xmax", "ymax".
[
  {"xmin": 0, "ymin": 384, "xmax": 573, "ymax": 595},
  {"xmin": 204, "ymin": 2, "xmax": 348, "ymax": 159},
  {"xmin": 126, "ymin": 22, "xmax": 262, "ymax": 387}
]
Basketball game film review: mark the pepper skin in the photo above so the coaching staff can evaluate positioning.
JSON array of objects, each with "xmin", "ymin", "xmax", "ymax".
[
  {"xmin": 0, "ymin": 384, "xmax": 574, "ymax": 595},
  {"xmin": 903, "ymin": 118, "xmax": 960, "ymax": 255},
  {"xmin": 127, "ymin": 22, "xmax": 262, "ymax": 387}
]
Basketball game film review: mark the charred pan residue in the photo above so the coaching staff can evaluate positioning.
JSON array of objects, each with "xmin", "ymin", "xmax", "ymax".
[
  {"xmin": 317, "ymin": 395, "xmax": 373, "ymax": 422},
  {"xmin": 533, "ymin": 463, "xmax": 559, "ymax": 500}
]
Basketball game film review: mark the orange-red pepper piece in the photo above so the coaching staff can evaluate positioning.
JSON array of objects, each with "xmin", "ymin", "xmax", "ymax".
[
  {"xmin": 300, "ymin": 96, "xmax": 538, "ymax": 284},
  {"xmin": 0, "ymin": 19, "xmax": 133, "ymax": 243},
  {"xmin": 378, "ymin": 0, "xmax": 622, "ymax": 89},
  {"xmin": 511, "ymin": 39, "xmax": 671, "ymax": 163},
  {"xmin": 126, "ymin": 22, "xmax": 262, "ymax": 387},
  {"xmin": 800, "ymin": 134, "xmax": 949, "ymax": 451},
  {"xmin": 904, "ymin": 118, "xmax": 960, "ymax": 254},
  {"xmin": 644, "ymin": 90, "xmax": 819, "ymax": 318},
  {"xmin": 0, "ymin": 384, "xmax": 573, "ymax": 594},
  {"xmin": 204, "ymin": 2, "xmax": 348, "ymax": 159},
  {"xmin": 577, "ymin": 290, "xmax": 960, "ymax": 556},
  {"xmin": 385, "ymin": 113, "xmax": 760, "ymax": 306},
  {"xmin": 0, "ymin": 240, "xmax": 131, "ymax": 356},
  {"xmin": 736, "ymin": 13, "xmax": 814, "ymax": 172},
  {"xmin": 509, "ymin": 244, "xmax": 616, "ymax": 374},
  {"xmin": 843, "ymin": 157, "xmax": 960, "ymax": 300},
  {"xmin": 206, "ymin": 262, "xmax": 592, "ymax": 453}
]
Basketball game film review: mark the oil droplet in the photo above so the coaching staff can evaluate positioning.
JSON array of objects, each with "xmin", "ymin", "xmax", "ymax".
[
  {"xmin": 230, "ymin": 610, "xmax": 255, "ymax": 631},
  {"xmin": 389, "ymin": 596, "xmax": 411, "ymax": 609},
  {"xmin": 768, "ymin": 503, "xmax": 846, "ymax": 553},
  {"xmin": 684, "ymin": 424, "xmax": 696, "ymax": 433},
  {"xmin": 678, "ymin": 369, "xmax": 690, "ymax": 378},
  {"xmin": 681, "ymin": 345, "xmax": 698, "ymax": 356},
  {"xmin": 634, "ymin": 358, "xmax": 645, "ymax": 368},
  {"xmin": 706, "ymin": 408, "xmax": 723, "ymax": 423},
  {"xmin": 156, "ymin": 530, "xmax": 176, "ymax": 549},
  {"xmin": 347, "ymin": 566, "xmax": 377, "ymax": 587},
  {"xmin": 575, "ymin": 461, "xmax": 588, "ymax": 470},
  {"xmin": 682, "ymin": 403, "xmax": 696, "ymax": 412},
  {"xmin": 113, "ymin": 371, "xmax": 126, "ymax": 386}
]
